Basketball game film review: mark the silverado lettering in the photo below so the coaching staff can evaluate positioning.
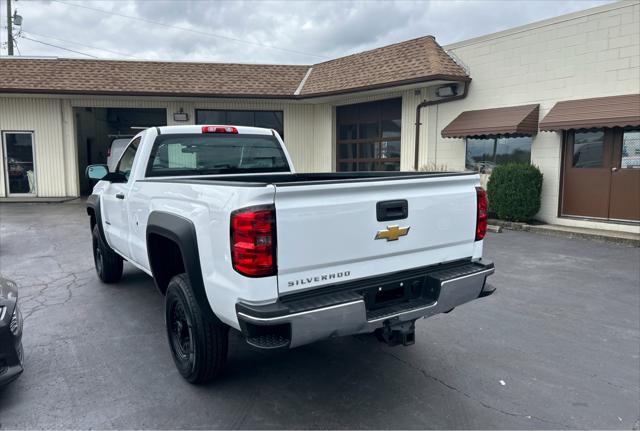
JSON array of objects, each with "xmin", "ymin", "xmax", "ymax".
[{"xmin": 287, "ymin": 271, "xmax": 351, "ymax": 287}]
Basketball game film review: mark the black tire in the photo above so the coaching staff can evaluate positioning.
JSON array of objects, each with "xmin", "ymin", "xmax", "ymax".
[
  {"xmin": 165, "ymin": 273, "xmax": 229, "ymax": 384},
  {"xmin": 92, "ymin": 225, "xmax": 123, "ymax": 283}
]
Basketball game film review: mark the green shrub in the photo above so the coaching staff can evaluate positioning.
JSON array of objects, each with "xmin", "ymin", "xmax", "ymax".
[{"xmin": 487, "ymin": 163, "xmax": 543, "ymax": 222}]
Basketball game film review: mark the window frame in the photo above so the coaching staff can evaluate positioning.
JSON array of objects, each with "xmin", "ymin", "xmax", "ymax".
[
  {"xmin": 2, "ymin": 130, "xmax": 37, "ymax": 196},
  {"xmin": 336, "ymin": 98, "xmax": 402, "ymax": 172},
  {"xmin": 465, "ymin": 134, "xmax": 534, "ymax": 173},
  {"xmin": 143, "ymin": 133, "xmax": 291, "ymax": 178},
  {"xmin": 621, "ymin": 127, "xmax": 640, "ymax": 170},
  {"xmin": 571, "ymin": 129, "xmax": 606, "ymax": 169},
  {"xmin": 115, "ymin": 136, "xmax": 141, "ymax": 181}
]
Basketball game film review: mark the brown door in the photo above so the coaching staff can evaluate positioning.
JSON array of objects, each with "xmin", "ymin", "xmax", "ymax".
[
  {"xmin": 562, "ymin": 128, "xmax": 640, "ymax": 221},
  {"xmin": 609, "ymin": 128, "xmax": 640, "ymax": 221},
  {"xmin": 562, "ymin": 129, "xmax": 613, "ymax": 219}
]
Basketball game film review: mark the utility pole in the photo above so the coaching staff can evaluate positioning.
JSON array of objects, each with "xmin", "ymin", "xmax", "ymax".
[{"xmin": 6, "ymin": 0, "xmax": 14, "ymax": 55}]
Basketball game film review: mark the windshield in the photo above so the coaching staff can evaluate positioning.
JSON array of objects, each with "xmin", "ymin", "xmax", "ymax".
[{"xmin": 146, "ymin": 134, "xmax": 290, "ymax": 177}]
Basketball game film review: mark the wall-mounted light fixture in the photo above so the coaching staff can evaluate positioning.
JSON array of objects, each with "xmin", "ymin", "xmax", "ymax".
[
  {"xmin": 436, "ymin": 84, "xmax": 458, "ymax": 98},
  {"xmin": 173, "ymin": 108, "xmax": 189, "ymax": 122}
]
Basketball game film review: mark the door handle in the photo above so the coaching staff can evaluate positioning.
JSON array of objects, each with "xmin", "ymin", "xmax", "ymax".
[
  {"xmin": 115, "ymin": 193, "xmax": 125, "ymax": 200},
  {"xmin": 377, "ymin": 199, "xmax": 408, "ymax": 221},
  {"xmin": 612, "ymin": 167, "xmax": 619, "ymax": 172}
]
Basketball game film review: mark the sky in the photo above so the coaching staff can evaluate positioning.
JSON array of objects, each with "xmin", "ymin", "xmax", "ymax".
[{"xmin": 0, "ymin": 0, "xmax": 616, "ymax": 64}]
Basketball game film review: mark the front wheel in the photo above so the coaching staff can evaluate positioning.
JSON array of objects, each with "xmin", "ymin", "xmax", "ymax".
[
  {"xmin": 92, "ymin": 225, "xmax": 123, "ymax": 283},
  {"xmin": 165, "ymin": 274, "xmax": 229, "ymax": 384}
]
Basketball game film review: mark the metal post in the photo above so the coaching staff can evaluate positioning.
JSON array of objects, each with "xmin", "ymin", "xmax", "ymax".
[{"xmin": 6, "ymin": 0, "xmax": 14, "ymax": 55}]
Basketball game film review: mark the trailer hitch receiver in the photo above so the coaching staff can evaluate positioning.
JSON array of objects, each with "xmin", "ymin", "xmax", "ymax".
[{"xmin": 376, "ymin": 319, "xmax": 416, "ymax": 346}]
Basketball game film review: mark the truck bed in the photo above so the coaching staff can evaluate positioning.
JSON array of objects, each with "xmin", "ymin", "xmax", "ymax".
[{"xmin": 138, "ymin": 171, "xmax": 475, "ymax": 187}]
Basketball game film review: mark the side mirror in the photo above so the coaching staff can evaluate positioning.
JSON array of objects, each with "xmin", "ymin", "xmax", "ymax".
[{"xmin": 86, "ymin": 164, "xmax": 109, "ymax": 180}]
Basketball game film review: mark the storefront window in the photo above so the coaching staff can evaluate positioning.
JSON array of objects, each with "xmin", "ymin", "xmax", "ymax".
[{"xmin": 465, "ymin": 135, "xmax": 533, "ymax": 173}]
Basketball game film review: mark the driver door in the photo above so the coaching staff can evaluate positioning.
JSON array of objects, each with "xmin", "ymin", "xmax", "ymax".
[{"xmin": 102, "ymin": 137, "xmax": 140, "ymax": 257}]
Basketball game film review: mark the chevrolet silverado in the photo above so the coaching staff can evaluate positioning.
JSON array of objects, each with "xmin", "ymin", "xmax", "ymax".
[{"xmin": 86, "ymin": 125, "xmax": 495, "ymax": 383}]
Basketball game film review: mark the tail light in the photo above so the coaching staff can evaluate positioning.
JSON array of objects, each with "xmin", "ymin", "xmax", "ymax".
[
  {"xmin": 202, "ymin": 125, "xmax": 238, "ymax": 134},
  {"xmin": 107, "ymin": 147, "xmax": 111, "ymax": 157},
  {"xmin": 231, "ymin": 205, "xmax": 276, "ymax": 277},
  {"xmin": 475, "ymin": 187, "xmax": 488, "ymax": 241}
]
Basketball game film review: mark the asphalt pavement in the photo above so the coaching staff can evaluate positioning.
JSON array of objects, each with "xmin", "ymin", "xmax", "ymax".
[{"xmin": 0, "ymin": 201, "xmax": 638, "ymax": 429}]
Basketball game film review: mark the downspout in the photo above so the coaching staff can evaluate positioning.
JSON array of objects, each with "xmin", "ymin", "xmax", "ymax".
[{"xmin": 414, "ymin": 82, "xmax": 470, "ymax": 171}]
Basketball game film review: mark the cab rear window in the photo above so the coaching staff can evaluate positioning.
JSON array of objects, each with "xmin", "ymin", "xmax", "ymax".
[{"xmin": 146, "ymin": 134, "xmax": 290, "ymax": 177}]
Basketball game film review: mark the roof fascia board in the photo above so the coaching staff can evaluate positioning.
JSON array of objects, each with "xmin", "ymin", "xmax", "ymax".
[{"xmin": 0, "ymin": 74, "xmax": 470, "ymax": 102}]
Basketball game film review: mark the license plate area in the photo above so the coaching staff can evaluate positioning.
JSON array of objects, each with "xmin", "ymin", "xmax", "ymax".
[{"xmin": 358, "ymin": 275, "xmax": 439, "ymax": 312}]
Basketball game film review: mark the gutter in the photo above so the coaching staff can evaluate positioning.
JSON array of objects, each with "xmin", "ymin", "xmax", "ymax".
[{"xmin": 414, "ymin": 81, "xmax": 470, "ymax": 170}]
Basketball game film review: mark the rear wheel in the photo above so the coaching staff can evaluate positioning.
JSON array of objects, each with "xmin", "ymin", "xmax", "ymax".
[
  {"xmin": 92, "ymin": 225, "xmax": 123, "ymax": 283},
  {"xmin": 165, "ymin": 273, "xmax": 229, "ymax": 384}
]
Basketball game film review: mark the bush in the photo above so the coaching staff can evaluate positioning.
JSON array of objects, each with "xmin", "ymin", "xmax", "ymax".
[{"xmin": 486, "ymin": 163, "xmax": 543, "ymax": 222}]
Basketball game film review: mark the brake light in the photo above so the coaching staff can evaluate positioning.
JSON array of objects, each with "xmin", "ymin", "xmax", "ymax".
[
  {"xmin": 202, "ymin": 125, "xmax": 238, "ymax": 134},
  {"xmin": 475, "ymin": 187, "xmax": 488, "ymax": 241},
  {"xmin": 231, "ymin": 205, "xmax": 276, "ymax": 277}
]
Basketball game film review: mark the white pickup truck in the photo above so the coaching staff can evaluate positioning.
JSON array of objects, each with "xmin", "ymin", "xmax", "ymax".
[{"xmin": 86, "ymin": 125, "xmax": 495, "ymax": 383}]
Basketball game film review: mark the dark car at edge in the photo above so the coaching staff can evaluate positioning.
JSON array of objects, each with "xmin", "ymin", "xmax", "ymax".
[{"xmin": 0, "ymin": 276, "xmax": 23, "ymax": 385}]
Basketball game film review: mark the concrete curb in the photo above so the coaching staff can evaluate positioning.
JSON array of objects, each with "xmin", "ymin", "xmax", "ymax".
[{"xmin": 488, "ymin": 219, "xmax": 640, "ymax": 247}]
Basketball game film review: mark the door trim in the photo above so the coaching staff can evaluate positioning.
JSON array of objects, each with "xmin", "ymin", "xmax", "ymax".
[
  {"xmin": 560, "ymin": 128, "xmax": 640, "ymax": 223},
  {"xmin": 560, "ymin": 129, "xmax": 609, "ymax": 218},
  {"xmin": 2, "ymin": 130, "xmax": 37, "ymax": 197}
]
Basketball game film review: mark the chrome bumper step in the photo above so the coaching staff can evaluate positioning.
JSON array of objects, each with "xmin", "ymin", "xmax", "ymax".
[{"xmin": 237, "ymin": 259, "xmax": 495, "ymax": 348}]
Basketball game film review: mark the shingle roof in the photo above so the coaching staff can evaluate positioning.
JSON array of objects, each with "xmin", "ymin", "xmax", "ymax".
[
  {"xmin": 0, "ymin": 36, "xmax": 469, "ymax": 99},
  {"xmin": 299, "ymin": 36, "xmax": 469, "ymax": 96},
  {"xmin": 0, "ymin": 58, "xmax": 309, "ymax": 98}
]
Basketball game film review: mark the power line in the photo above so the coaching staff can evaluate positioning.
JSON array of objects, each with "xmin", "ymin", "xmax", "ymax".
[
  {"xmin": 20, "ymin": 35, "xmax": 98, "ymax": 58},
  {"xmin": 51, "ymin": 0, "xmax": 326, "ymax": 60},
  {"xmin": 21, "ymin": 30, "xmax": 135, "ymax": 58}
]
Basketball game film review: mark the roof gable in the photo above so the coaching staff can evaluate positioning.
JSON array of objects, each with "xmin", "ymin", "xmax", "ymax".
[{"xmin": 300, "ymin": 36, "xmax": 469, "ymax": 96}]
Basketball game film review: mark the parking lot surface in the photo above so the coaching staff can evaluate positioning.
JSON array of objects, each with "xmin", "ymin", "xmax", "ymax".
[{"xmin": 0, "ymin": 201, "xmax": 638, "ymax": 429}]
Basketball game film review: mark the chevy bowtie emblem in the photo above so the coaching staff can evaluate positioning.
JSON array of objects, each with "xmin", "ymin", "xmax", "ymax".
[{"xmin": 375, "ymin": 225, "xmax": 410, "ymax": 241}]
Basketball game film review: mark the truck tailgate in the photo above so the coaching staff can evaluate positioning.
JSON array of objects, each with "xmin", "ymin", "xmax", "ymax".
[{"xmin": 274, "ymin": 174, "xmax": 479, "ymax": 295}]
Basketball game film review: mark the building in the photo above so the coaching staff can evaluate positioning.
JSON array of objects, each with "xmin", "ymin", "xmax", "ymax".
[{"xmin": 1, "ymin": 1, "xmax": 638, "ymax": 233}]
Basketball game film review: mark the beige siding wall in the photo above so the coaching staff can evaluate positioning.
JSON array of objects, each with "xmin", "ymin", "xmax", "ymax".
[
  {"xmin": 0, "ymin": 97, "xmax": 72, "ymax": 197},
  {"xmin": 432, "ymin": 1, "xmax": 640, "ymax": 233},
  {"xmin": 0, "ymin": 95, "xmax": 340, "ymax": 197},
  {"xmin": 69, "ymin": 97, "xmax": 336, "ymax": 173}
]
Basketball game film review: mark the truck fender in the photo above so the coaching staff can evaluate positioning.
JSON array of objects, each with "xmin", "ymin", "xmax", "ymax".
[
  {"xmin": 86, "ymin": 194, "xmax": 108, "ymax": 245},
  {"xmin": 146, "ymin": 211, "xmax": 217, "ymax": 322}
]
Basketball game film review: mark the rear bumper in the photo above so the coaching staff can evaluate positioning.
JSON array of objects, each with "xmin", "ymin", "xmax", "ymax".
[{"xmin": 237, "ymin": 259, "xmax": 495, "ymax": 348}]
